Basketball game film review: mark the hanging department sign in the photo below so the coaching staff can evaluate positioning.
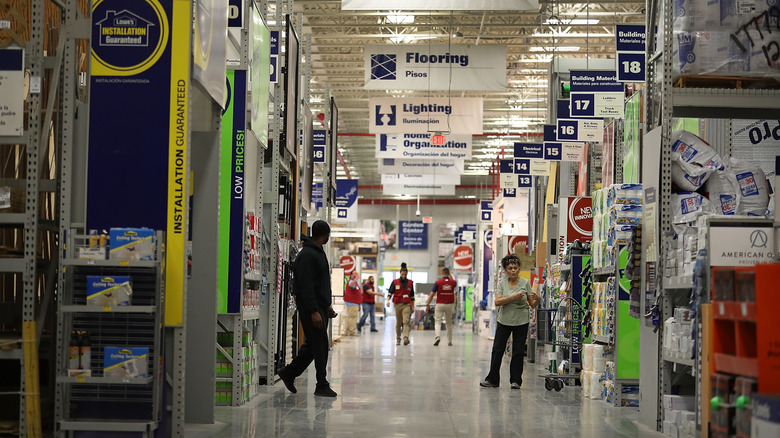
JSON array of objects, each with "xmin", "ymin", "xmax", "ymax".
[
  {"xmin": 0, "ymin": 48, "xmax": 24, "ymax": 135},
  {"xmin": 399, "ymin": 221, "xmax": 428, "ymax": 249},
  {"xmin": 378, "ymin": 157, "xmax": 464, "ymax": 175},
  {"xmin": 480, "ymin": 200, "xmax": 493, "ymax": 222},
  {"xmin": 543, "ymin": 142, "xmax": 586, "ymax": 161},
  {"xmin": 87, "ymin": 0, "xmax": 190, "ymax": 326},
  {"xmin": 343, "ymin": 0, "xmax": 538, "ymax": 10},
  {"xmin": 709, "ymin": 224, "xmax": 775, "ymax": 266},
  {"xmin": 313, "ymin": 129, "xmax": 326, "ymax": 163},
  {"xmin": 381, "ymin": 174, "xmax": 461, "ymax": 185},
  {"xmin": 335, "ymin": 179, "xmax": 359, "ymax": 222},
  {"xmin": 500, "ymin": 159, "xmax": 517, "ymax": 189},
  {"xmin": 616, "ymin": 25, "xmax": 647, "ymax": 82},
  {"xmin": 364, "ymin": 44, "xmax": 506, "ymax": 91},
  {"xmin": 383, "ymin": 183, "xmax": 456, "ymax": 196},
  {"xmin": 569, "ymin": 70, "xmax": 624, "ymax": 118},
  {"xmin": 369, "ymin": 97, "xmax": 483, "ymax": 134},
  {"xmin": 557, "ymin": 118, "xmax": 604, "ymax": 142},
  {"xmin": 376, "ymin": 133, "xmax": 472, "ymax": 159}
]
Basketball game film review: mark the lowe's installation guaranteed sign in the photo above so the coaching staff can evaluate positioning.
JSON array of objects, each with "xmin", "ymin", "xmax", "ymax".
[
  {"xmin": 378, "ymin": 157, "xmax": 464, "ymax": 175},
  {"xmin": 375, "ymin": 133, "xmax": 472, "ymax": 159},
  {"xmin": 369, "ymin": 97, "xmax": 483, "ymax": 135},
  {"xmin": 364, "ymin": 44, "xmax": 506, "ymax": 91}
]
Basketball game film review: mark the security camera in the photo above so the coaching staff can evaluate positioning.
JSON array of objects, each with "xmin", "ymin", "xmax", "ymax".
[{"xmin": 415, "ymin": 210, "xmax": 421, "ymax": 216}]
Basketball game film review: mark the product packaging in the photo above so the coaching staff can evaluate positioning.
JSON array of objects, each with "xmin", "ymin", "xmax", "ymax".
[
  {"xmin": 103, "ymin": 347, "xmax": 149, "ymax": 378},
  {"xmin": 109, "ymin": 228, "xmax": 156, "ymax": 261},
  {"xmin": 86, "ymin": 276, "xmax": 132, "ymax": 306}
]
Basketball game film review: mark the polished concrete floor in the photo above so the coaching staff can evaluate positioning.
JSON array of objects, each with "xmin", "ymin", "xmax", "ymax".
[{"xmin": 186, "ymin": 317, "xmax": 664, "ymax": 437}]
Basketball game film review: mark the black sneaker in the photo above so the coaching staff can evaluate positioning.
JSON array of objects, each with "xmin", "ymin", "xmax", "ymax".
[
  {"xmin": 480, "ymin": 380, "xmax": 499, "ymax": 388},
  {"xmin": 433, "ymin": 337, "xmax": 440, "ymax": 346},
  {"xmin": 511, "ymin": 382, "xmax": 522, "ymax": 389},
  {"xmin": 277, "ymin": 366, "xmax": 297, "ymax": 394},
  {"xmin": 370, "ymin": 329, "xmax": 379, "ymax": 332},
  {"xmin": 314, "ymin": 384, "xmax": 337, "ymax": 397}
]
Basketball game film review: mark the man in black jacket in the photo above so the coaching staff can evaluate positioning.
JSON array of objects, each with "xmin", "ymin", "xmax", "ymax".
[{"xmin": 277, "ymin": 220, "xmax": 338, "ymax": 397}]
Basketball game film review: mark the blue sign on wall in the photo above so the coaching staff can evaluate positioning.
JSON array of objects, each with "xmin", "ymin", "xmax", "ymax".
[
  {"xmin": 399, "ymin": 221, "xmax": 428, "ymax": 249},
  {"xmin": 544, "ymin": 124, "xmax": 557, "ymax": 142},
  {"xmin": 544, "ymin": 142, "xmax": 562, "ymax": 160},
  {"xmin": 569, "ymin": 70, "xmax": 623, "ymax": 92},
  {"xmin": 616, "ymin": 25, "xmax": 647, "ymax": 52},
  {"xmin": 617, "ymin": 51, "xmax": 646, "ymax": 82},
  {"xmin": 313, "ymin": 129, "xmax": 326, "ymax": 163},
  {"xmin": 514, "ymin": 142, "xmax": 543, "ymax": 159},
  {"xmin": 557, "ymin": 99, "xmax": 570, "ymax": 119}
]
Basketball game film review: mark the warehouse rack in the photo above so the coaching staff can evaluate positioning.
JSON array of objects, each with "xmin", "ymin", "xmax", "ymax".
[{"xmin": 643, "ymin": 0, "xmax": 780, "ymax": 433}]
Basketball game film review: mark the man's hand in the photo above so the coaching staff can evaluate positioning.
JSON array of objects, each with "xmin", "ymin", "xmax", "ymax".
[
  {"xmin": 312, "ymin": 311, "xmax": 324, "ymax": 329},
  {"xmin": 327, "ymin": 306, "xmax": 338, "ymax": 319}
]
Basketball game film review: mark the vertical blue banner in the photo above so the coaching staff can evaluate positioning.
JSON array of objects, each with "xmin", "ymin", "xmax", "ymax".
[
  {"xmin": 313, "ymin": 129, "xmax": 326, "ymax": 163},
  {"xmin": 399, "ymin": 221, "xmax": 428, "ymax": 249}
]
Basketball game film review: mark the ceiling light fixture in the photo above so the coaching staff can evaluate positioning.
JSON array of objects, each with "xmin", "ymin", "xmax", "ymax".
[
  {"xmin": 529, "ymin": 46, "xmax": 580, "ymax": 52},
  {"xmin": 386, "ymin": 13, "xmax": 415, "ymax": 24},
  {"xmin": 543, "ymin": 18, "xmax": 599, "ymax": 25},
  {"xmin": 388, "ymin": 35, "xmax": 437, "ymax": 44}
]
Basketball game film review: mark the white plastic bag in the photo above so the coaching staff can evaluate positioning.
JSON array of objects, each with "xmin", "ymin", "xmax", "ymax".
[
  {"xmin": 672, "ymin": 192, "xmax": 717, "ymax": 225},
  {"xmin": 671, "ymin": 130, "xmax": 723, "ymax": 191},
  {"xmin": 703, "ymin": 168, "xmax": 739, "ymax": 215},
  {"xmin": 729, "ymin": 157, "xmax": 770, "ymax": 216}
]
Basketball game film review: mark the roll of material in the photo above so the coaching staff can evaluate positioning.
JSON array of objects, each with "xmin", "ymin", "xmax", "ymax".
[
  {"xmin": 593, "ymin": 357, "xmax": 608, "ymax": 374},
  {"xmin": 581, "ymin": 371, "xmax": 592, "ymax": 398},
  {"xmin": 583, "ymin": 344, "xmax": 594, "ymax": 372},
  {"xmin": 588, "ymin": 371, "xmax": 602, "ymax": 400}
]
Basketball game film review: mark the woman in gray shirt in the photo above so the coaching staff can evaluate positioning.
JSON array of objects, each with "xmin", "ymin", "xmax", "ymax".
[{"xmin": 480, "ymin": 254, "xmax": 534, "ymax": 389}]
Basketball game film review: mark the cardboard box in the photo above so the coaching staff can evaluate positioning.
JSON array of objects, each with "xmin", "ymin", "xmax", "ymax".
[
  {"xmin": 103, "ymin": 347, "xmax": 149, "ymax": 378},
  {"xmin": 109, "ymin": 228, "xmax": 155, "ymax": 261},
  {"xmin": 663, "ymin": 394, "xmax": 695, "ymax": 411},
  {"xmin": 77, "ymin": 246, "xmax": 107, "ymax": 260},
  {"xmin": 86, "ymin": 276, "xmax": 132, "ymax": 306},
  {"xmin": 0, "ymin": 186, "xmax": 24, "ymax": 213}
]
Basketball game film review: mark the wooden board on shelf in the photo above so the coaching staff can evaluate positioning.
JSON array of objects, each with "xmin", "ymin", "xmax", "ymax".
[{"xmin": 674, "ymin": 75, "xmax": 780, "ymax": 90}]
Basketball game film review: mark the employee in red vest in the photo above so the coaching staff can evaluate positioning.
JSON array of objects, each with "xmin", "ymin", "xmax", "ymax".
[
  {"xmin": 357, "ymin": 276, "xmax": 382, "ymax": 333},
  {"xmin": 343, "ymin": 270, "xmax": 362, "ymax": 336},
  {"xmin": 386, "ymin": 263, "xmax": 415, "ymax": 346},
  {"xmin": 425, "ymin": 267, "xmax": 457, "ymax": 346}
]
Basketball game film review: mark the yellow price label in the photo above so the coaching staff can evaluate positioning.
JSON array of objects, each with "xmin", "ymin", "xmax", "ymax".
[
  {"xmin": 120, "ymin": 260, "xmax": 129, "ymax": 266},
  {"xmin": 103, "ymin": 306, "xmax": 111, "ymax": 312},
  {"xmin": 76, "ymin": 375, "xmax": 85, "ymax": 382}
]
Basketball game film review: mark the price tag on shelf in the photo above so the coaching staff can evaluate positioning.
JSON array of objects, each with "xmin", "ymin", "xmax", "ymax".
[
  {"xmin": 87, "ymin": 260, "xmax": 95, "ymax": 265},
  {"xmin": 76, "ymin": 375, "xmax": 85, "ymax": 382},
  {"xmin": 120, "ymin": 260, "xmax": 129, "ymax": 266},
  {"xmin": 103, "ymin": 306, "xmax": 111, "ymax": 312}
]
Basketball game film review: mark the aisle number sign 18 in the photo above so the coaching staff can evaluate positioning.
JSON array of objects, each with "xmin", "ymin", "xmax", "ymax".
[{"xmin": 616, "ymin": 25, "xmax": 647, "ymax": 82}]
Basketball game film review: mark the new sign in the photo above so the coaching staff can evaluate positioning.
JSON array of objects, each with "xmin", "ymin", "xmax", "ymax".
[
  {"xmin": 399, "ymin": 221, "xmax": 428, "ymax": 249},
  {"xmin": 569, "ymin": 70, "xmax": 624, "ymax": 118},
  {"xmin": 381, "ymin": 174, "xmax": 461, "ymax": 185},
  {"xmin": 616, "ymin": 25, "xmax": 647, "ymax": 82},
  {"xmin": 339, "ymin": 255, "xmax": 357, "ymax": 272},
  {"xmin": 376, "ymin": 133, "xmax": 472, "ymax": 159},
  {"xmin": 378, "ymin": 158, "xmax": 464, "ymax": 175},
  {"xmin": 453, "ymin": 245, "xmax": 474, "ymax": 271},
  {"xmin": 369, "ymin": 97, "xmax": 483, "ymax": 134},
  {"xmin": 364, "ymin": 44, "xmax": 506, "ymax": 91},
  {"xmin": 557, "ymin": 197, "xmax": 593, "ymax": 261},
  {"xmin": 335, "ymin": 179, "xmax": 358, "ymax": 222}
]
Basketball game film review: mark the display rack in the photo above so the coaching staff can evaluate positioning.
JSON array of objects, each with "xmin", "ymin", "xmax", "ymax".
[
  {"xmin": 55, "ymin": 232, "xmax": 165, "ymax": 437},
  {"xmin": 643, "ymin": 0, "xmax": 780, "ymax": 432}
]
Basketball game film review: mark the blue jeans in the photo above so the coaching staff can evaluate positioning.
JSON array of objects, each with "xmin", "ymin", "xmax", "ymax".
[{"xmin": 357, "ymin": 302, "xmax": 376, "ymax": 331}]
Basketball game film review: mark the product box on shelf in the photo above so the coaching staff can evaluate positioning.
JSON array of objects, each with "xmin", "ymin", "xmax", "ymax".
[
  {"xmin": 0, "ymin": 186, "xmax": 24, "ymax": 213},
  {"xmin": 752, "ymin": 394, "xmax": 780, "ymax": 437},
  {"xmin": 712, "ymin": 267, "xmax": 735, "ymax": 301},
  {"xmin": 734, "ymin": 268, "xmax": 755, "ymax": 302},
  {"xmin": 663, "ymin": 394, "xmax": 696, "ymax": 411},
  {"xmin": 86, "ymin": 276, "xmax": 132, "ymax": 306},
  {"xmin": 711, "ymin": 373, "xmax": 736, "ymax": 435},
  {"xmin": 735, "ymin": 376, "xmax": 758, "ymax": 438},
  {"xmin": 103, "ymin": 347, "xmax": 149, "ymax": 378},
  {"xmin": 109, "ymin": 228, "xmax": 156, "ymax": 261}
]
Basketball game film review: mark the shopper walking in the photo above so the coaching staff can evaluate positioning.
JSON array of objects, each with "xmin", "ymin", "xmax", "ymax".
[
  {"xmin": 357, "ymin": 276, "xmax": 381, "ymax": 333},
  {"xmin": 343, "ymin": 270, "xmax": 362, "ymax": 336},
  {"xmin": 424, "ymin": 267, "xmax": 457, "ymax": 346},
  {"xmin": 480, "ymin": 254, "xmax": 536, "ymax": 390},
  {"xmin": 277, "ymin": 220, "xmax": 338, "ymax": 397},
  {"xmin": 386, "ymin": 263, "xmax": 415, "ymax": 346}
]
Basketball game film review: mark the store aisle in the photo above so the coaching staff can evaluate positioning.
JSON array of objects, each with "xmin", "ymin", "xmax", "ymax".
[{"xmin": 187, "ymin": 318, "xmax": 664, "ymax": 437}]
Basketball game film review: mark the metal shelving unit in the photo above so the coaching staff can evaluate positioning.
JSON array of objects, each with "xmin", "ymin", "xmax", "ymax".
[
  {"xmin": 55, "ymin": 232, "xmax": 165, "ymax": 437},
  {"xmin": 643, "ymin": 0, "xmax": 780, "ymax": 432}
]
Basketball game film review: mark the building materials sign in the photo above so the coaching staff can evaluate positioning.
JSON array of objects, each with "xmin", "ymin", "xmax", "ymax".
[
  {"xmin": 376, "ymin": 133, "xmax": 472, "ymax": 159},
  {"xmin": 569, "ymin": 70, "xmax": 624, "ymax": 118},
  {"xmin": 616, "ymin": 25, "xmax": 647, "ymax": 82},
  {"xmin": 364, "ymin": 44, "xmax": 506, "ymax": 91},
  {"xmin": 369, "ymin": 97, "xmax": 483, "ymax": 134},
  {"xmin": 87, "ymin": 0, "xmax": 190, "ymax": 326}
]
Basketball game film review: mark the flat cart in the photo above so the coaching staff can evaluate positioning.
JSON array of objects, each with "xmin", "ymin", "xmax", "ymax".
[{"xmin": 538, "ymin": 297, "xmax": 584, "ymax": 392}]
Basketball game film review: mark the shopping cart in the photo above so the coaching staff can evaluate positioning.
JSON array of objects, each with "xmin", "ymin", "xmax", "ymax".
[{"xmin": 538, "ymin": 297, "xmax": 584, "ymax": 392}]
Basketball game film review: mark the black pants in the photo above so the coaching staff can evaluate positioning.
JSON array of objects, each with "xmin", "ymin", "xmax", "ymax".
[
  {"xmin": 285, "ymin": 310, "xmax": 329, "ymax": 386},
  {"xmin": 485, "ymin": 322, "xmax": 529, "ymax": 386}
]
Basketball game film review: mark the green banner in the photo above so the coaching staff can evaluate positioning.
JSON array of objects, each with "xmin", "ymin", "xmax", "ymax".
[{"xmin": 616, "ymin": 301, "xmax": 640, "ymax": 379}]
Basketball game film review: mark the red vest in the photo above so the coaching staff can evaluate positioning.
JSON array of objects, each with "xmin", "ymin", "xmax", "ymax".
[
  {"xmin": 362, "ymin": 282, "xmax": 375, "ymax": 304},
  {"xmin": 391, "ymin": 278, "xmax": 413, "ymax": 304},
  {"xmin": 344, "ymin": 279, "xmax": 363, "ymax": 304},
  {"xmin": 434, "ymin": 277, "xmax": 457, "ymax": 304}
]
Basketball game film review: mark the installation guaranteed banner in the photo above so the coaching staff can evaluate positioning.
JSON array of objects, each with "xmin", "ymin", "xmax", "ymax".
[
  {"xmin": 87, "ymin": 0, "xmax": 190, "ymax": 326},
  {"xmin": 369, "ymin": 97, "xmax": 483, "ymax": 135},
  {"xmin": 364, "ymin": 44, "xmax": 506, "ymax": 91}
]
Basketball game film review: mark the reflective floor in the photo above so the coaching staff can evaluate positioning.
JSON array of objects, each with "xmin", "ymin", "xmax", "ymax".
[{"xmin": 186, "ymin": 317, "xmax": 664, "ymax": 437}]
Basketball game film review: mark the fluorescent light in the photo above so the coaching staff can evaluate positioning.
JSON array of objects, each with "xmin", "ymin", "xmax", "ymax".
[
  {"xmin": 532, "ymin": 31, "xmax": 613, "ymax": 37},
  {"xmin": 544, "ymin": 18, "xmax": 599, "ymax": 25},
  {"xmin": 529, "ymin": 46, "xmax": 580, "ymax": 52},
  {"xmin": 388, "ymin": 35, "xmax": 437, "ymax": 44},
  {"xmin": 386, "ymin": 14, "xmax": 415, "ymax": 24}
]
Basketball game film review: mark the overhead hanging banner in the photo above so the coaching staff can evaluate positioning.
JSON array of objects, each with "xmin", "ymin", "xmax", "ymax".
[
  {"xmin": 312, "ymin": 182, "xmax": 324, "ymax": 210},
  {"xmin": 87, "ymin": 0, "xmax": 190, "ymax": 326},
  {"xmin": 514, "ymin": 143, "xmax": 544, "ymax": 159},
  {"xmin": 378, "ymin": 157, "xmax": 464, "ymax": 175},
  {"xmin": 381, "ymin": 173, "xmax": 461, "ymax": 185},
  {"xmin": 500, "ymin": 159, "xmax": 517, "ymax": 189},
  {"xmin": 376, "ymin": 133, "xmax": 472, "ymax": 159},
  {"xmin": 382, "ymin": 183, "xmax": 456, "ymax": 196},
  {"xmin": 364, "ymin": 44, "xmax": 506, "ymax": 91},
  {"xmin": 616, "ymin": 25, "xmax": 647, "ymax": 82},
  {"xmin": 398, "ymin": 221, "xmax": 429, "ymax": 249},
  {"xmin": 569, "ymin": 70, "xmax": 624, "ymax": 118},
  {"xmin": 335, "ymin": 179, "xmax": 359, "ymax": 222},
  {"xmin": 193, "ymin": 0, "xmax": 228, "ymax": 106},
  {"xmin": 544, "ymin": 142, "xmax": 587, "ymax": 161},
  {"xmin": 369, "ymin": 97, "xmax": 483, "ymax": 134},
  {"xmin": 344, "ymin": 0, "xmax": 537, "ymax": 9},
  {"xmin": 0, "ymin": 48, "xmax": 24, "ymax": 136},
  {"xmin": 313, "ymin": 129, "xmax": 326, "ymax": 163},
  {"xmin": 557, "ymin": 118, "xmax": 604, "ymax": 142}
]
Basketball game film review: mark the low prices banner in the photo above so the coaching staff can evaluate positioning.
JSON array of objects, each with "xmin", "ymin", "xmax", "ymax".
[
  {"xmin": 453, "ymin": 245, "xmax": 473, "ymax": 271},
  {"xmin": 364, "ymin": 44, "xmax": 506, "ymax": 91},
  {"xmin": 376, "ymin": 133, "xmax": 472, "ymax": 159},
  {"xmin": 369, "ymin": 97, "xmax": 483, "ymax": 134},
  {"xmin": 399, "ymin": 221, "xmax": 428, "ymax": 249},
  {"xmin": 557, "ymin": 197, "xmax": 593, "ymax": 261}
]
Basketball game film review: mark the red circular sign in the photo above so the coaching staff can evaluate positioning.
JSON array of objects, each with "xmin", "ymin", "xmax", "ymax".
[
  {"xmin": 568, "ymin": 197, "xmax": 593, "ymax": 238},
  {"xmin": 339, "ymin": 256, "xmax": 356, "ymax": 272},
  {"xmin": 507, "ymin": 236, "xmax": 528, "ymax": 255},
  {"xmin": 453, "ymin": 245, "xmax": 473, "ymax": 270}
]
